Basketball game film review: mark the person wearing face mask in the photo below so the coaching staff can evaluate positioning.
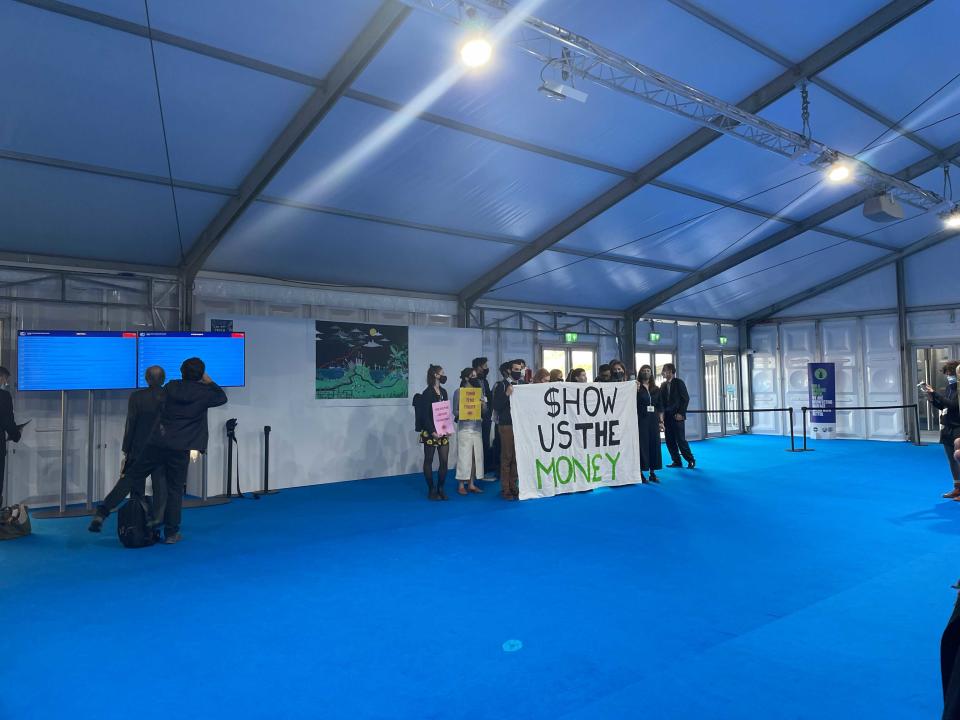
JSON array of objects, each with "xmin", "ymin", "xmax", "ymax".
[
  {"xmin": 532, "ymin": 368, "xmax": 551, "ymax": 384},
  {"xmin": 414, "ymin": 364, "xmax": 450, "ymax": 500},
  {"xmin": 0, "ymin": 367, "xmax": 23, "ymax": 505},
  {"xmin": 923, "ymin": 360, "xmax": 960, "ymax": 501},
  {"xmin": 609, "ymin": 360, "xmax": 627, "ymax": 382},
  {"xmin": 493, "ymin": 360, "xmax": 525, "ymax": 500},
  {"xmin": 636, "ymin": 365, "xmax": 664, "ymax": 484},
  {"xmin": 595, "ymin": 364, "xmax": 613, "ymax": 383},
  {"xmin": 453, "ymin": 368, "xmax": 485, "ymax": 496},
  {"xmin": 472, "ymin": 357, "xmax": 498, "ymax": 479}
]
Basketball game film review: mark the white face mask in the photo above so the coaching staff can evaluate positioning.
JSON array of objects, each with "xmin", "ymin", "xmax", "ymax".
[{"xmin": 949, "ymin": 376, "xmax": 958, "ymax": 385}]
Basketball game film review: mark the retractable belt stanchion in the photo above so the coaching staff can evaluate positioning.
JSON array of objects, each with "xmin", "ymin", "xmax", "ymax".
[
  {"xmin": 799, "ymin": 403, "xmax": 922, "ymax": 449},
  {"xmin": 254, "ymin": 425, "xmax": 278, "ymax": 499},
  {"xmin": 35, "ymin": 390, "xmax": 98, "ymax": 519},
  {"xmin": 685, "ymin": 407, "xmax": 798, "ymax": 452}
]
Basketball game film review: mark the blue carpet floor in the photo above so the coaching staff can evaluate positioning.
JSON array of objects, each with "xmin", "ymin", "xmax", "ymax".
[{"xmin": 2, "ymin": 436, "xmax": 958, "ymax": 719}]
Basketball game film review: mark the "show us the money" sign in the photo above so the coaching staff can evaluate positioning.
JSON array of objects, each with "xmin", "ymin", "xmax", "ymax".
[{"xmin": 512, "ymin": 381, "xmax": 641, "ymax": 500}]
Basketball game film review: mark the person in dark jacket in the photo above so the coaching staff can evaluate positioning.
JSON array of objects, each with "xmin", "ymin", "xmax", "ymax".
[
  {"xmin": 0, "ymin": 367, "xmax": 23, "ymax": 504},
  {"xmin": 414, "ymin": 364, "xmax": 450, "ymax": 500},
  {"xmin": 660, "ymin": 363, "xmax": 695, "ymax": 469},
  {"xmin": 89, "ymin": 365, "xmax": 167, "ymax": 531},
  {"xmin": 493, "ymin": 359, "xmax": 524, "ymax": 500},
  {"xmin": 93, "ymin": 357, "xmax": 227, "ymax": 543},
  {"xmin": 924, "ymin": 360, "xmax": 960, "ymax": 501},
  {"xmin": 472, "ymin": 356, "xmax": 497, "ymax": 479},
  {"xmin": 636, "ymin": 365, "xmax": 663, "ymax": 484}
]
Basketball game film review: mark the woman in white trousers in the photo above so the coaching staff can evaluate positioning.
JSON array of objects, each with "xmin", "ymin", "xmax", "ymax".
[{"xmin": 452, "ymin": 367, "xmax": 486, "ymax": 496}]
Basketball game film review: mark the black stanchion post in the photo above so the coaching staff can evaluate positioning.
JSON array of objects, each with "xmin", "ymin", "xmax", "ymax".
[
  {"xmin": 789, "ymin": 408, "xmax": 795, "ymax": 452},
  {"xmin": 255, "ymin": 425, "xmax": 279, "ymax": 498},
  {"xmin": 801, "ymin": 407, "xmax": 808, "ymax": 452},
  {"xmin": 913, "ymin": 403, "xmax": 923, "ymax": 446}
]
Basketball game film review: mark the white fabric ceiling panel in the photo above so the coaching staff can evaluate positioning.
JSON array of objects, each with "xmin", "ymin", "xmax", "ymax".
[
  {"xmin": 555, "ymin": 184, "xmax": 791, "ymax": 268},
  {"xmin": 819, "ymin": 2, "xmax": 960, "ymax": 153},
  {"xmin": 483, "ymin": 251, "xmax": 686, "ymax": 309},
  {"xmin": 773, "ymin": 265, "xmax": 896, "ymax": 317},
  {"xmin": 151, "ymin": 44, "xmax": 311, "ymax": 187},
  {"xmin": 0, "ymin": 159, "xmax": 222, "ymax": 266},
  {"xmin": 262, "ymin": 97, "xmax": 619, "ymax": 240},
  {"xmin": 63, "ymin": 0, "xmax": 145, "ymax": 23},
  {"xmin": 1, "ymin": 1, "xmax": 166, "ymax": 175},
  {"xmin": 903, "ymin": 234, "xmax": 960, "ymax": 308},
  {"xmin": 652, "ymin": 232, "xmax": 886, "ymax": 319},
  {"xmin": 207, "ymin": 200, "xmax": 521, "ymax": 294},
  {"xmin": 147, "ymin": 0, "xmax": 385, "ymax": 78},
  {"xmin": 670, "ymin": 0, "xmax": 889, "ymax": 64}
]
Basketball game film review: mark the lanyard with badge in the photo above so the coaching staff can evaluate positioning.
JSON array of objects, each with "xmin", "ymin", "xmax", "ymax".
[{"xmin": 642, "ymin": 385, "xmax": 655, "ymax": 414}]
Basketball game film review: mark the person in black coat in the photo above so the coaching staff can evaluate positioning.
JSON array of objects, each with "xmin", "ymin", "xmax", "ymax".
[
  {"xmin": 472, "ymin": 356, "xmax": 497, "ymax": 478},
  {"xmin": 636, "ymin": 365, "xmax": 663, "ymax": 483},
  {"xmin": 924, "ymin": 360, "xmax": 960, "ymax": 500},
  {"xmin": 93, "ymin": 357, "xmax": 227, "ymax": 543},
  {"xmin": 89, "ymin": 365, "xmax": 167, "ymax": 530},
  {"xmin": 0, "ymin": 367, "xmax": 23, "ymax": 505},
  {"xmin": 660, "ymin": 363, "xmax": 695, "ymax": 469},
  {"xmin": 414, "ymin": 364, "xmax": 450, "ymax": 500}
]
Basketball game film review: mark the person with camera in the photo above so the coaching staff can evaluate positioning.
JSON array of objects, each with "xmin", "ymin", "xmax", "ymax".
[
  {"xmin": 98, "ymin": 358, "xmax": 227, "ymax": 543},
  {"xmin": 922, "ymin": 360, "xmax": 960, "ymax": 500},
  {"xmin": 493, "ymin": 359, "xmax": 525, "ymax": 500}
]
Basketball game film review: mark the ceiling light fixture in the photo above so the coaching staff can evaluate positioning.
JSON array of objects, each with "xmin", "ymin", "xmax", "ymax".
[
  {"xmin": 941, "ymin": 204, "xmax": 960, "ymax": 229},
  {"xmin": 460, "ymin": 36, "xmax": 492, "ymax": 67},
  {"xmin": 827, "ymin": 162, "xmax": 852, "ymax": 183}
]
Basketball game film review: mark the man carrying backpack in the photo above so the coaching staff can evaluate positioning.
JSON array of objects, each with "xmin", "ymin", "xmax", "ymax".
[{"xmin": 95, "ymin": 357, "xmax": 227, "ymax": 544}]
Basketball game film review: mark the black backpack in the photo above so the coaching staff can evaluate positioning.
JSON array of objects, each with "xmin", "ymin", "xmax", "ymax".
[{"xmin": 117, "ymin": 494, "xmax": 157, "ymax": 549}]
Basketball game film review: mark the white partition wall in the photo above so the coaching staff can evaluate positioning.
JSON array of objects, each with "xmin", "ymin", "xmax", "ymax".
[
  {"xmin": 677, "ymin": 323, "xmax": 702, "ymax": 441},
  {"xmin": 200, "ymin": 314, "xmax": 482, "ymax": 496},
  {"xmin": 747, "ymin": 315, "xmax": 905, "ymax": 441}
]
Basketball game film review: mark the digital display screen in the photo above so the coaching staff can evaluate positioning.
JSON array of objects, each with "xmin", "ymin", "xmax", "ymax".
[
  {"xmin": 138, "ymin": 332, "xmax": 246, "ymax": 388},
  {"xmin": 17, "ymin": 331, "xmax": 138, "ymax": 391}
]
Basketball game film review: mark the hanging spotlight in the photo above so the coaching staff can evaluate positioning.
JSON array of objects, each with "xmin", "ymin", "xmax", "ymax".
[
  {"xmin": 941, "ymin": 204, "xmax": 960, "ymax": 229},
  {"xmin": 460, "ymin": 36, "xmax": 492, "ymax": 67},
  {"xmin": 827, "ymin": 162, "xmax": 852, "ymax": 183}
]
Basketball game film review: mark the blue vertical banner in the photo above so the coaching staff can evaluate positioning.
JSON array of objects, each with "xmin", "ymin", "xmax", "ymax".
[{"xmin": 808, "ymin": 362, "xmax": 836, "ymax": 437}]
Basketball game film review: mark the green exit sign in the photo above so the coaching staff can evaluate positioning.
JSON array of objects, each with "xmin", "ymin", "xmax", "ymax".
[
  {"xmin": 564, "ymin": 332, "xmax": 579, "ymax": 343},
  {"xmin": 648, "ymin": 332, "xmax": 661, "ymax": 343},
  {"xmin": 719, "ymin": 336, "xmax": 729, "ymax": 346}
]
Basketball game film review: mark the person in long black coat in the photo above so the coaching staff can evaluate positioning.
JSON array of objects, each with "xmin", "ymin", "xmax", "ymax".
[{"xmin": 636, "ymin": 365, "xmax": 663, "ymax": 484}]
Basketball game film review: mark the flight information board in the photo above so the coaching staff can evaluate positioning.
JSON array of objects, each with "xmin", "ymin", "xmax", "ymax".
[
  {"xmin": 137, "ymin": 332, "xmax": 246, "ymax": 387},
  {"xmin": 17, "ymin": 331, "xmax": 138, "ymax": 391}
]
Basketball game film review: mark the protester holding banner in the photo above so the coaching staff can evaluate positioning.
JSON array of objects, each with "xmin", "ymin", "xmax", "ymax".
[
  {"xmin": 549, "ymin": 369, "xmax": 564, "ymax": 383},
  {"xmin": 414, "ymin": 364, "xmax": 450, "ymax": 501},
  {"xmin": 493, "ymin": 360, "xmax": 525, "ymax": 500},
  {"xmin": 923, "ymin": 360, "xmax": 960, "ymax": 500},
  {"xmin": 661, "ymin": 363, "xmax": 696, "ymax": 469},
  {"xmin": 609, "ymin": 359, "xmax": 627, "ymax": 382},
  {"xmin": 453, "ymin": 368, "xmax": 485, "ymax": 496},
  {"xmin": 566, "ymin": 368, "xmax": 587, "ymax": 383},
  {"xmin": 472, "ymin": 356, "xmax": 497, "ymax": 479},
  {"xmin": 533, "ymin": 369, "xmax": 550, "ymax": 384},
  {"xmin": 636, "ymin": 364, "xmax": 664, "ymax": 484},
  {"xmin": 596, "ymin": 364, "xmax": 613, "ymax": 382}
]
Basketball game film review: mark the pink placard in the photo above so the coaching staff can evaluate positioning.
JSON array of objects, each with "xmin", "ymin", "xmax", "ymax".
[{"xmin": 432, "ymin": 400, "xmax": 454, "ymax": 436}]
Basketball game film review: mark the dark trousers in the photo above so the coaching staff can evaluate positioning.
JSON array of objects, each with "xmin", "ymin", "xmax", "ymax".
[
  {"xmin": 482, "ymin": 418, "xmax": 498, "ymax": 474},
  {"xmin": 0, "ymin": 452, "xmax": 5, "ymax": 505},
  {"xmin": 121, "ymin": 445, "xmax": 190, "ymax": 535},
  {"xmin": 664, "ymin": 414, "xmax": 694, "ymax": 464},
  {"xmin": 423, "ymin": 442, "xmax": 449, "ymax": 492},
  {"xmin": 943, "ymin": 592, "xmax": 960, "ymax": 719}
]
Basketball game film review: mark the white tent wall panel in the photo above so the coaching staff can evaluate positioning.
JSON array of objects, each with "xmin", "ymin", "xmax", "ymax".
[
  {"xmin": 903, "ymin": 236, "xmax": 960, "ymax": 308},
  {"xmin": 748, "ymin": 315, "xmax": 905, "ymax": 441},
  {"xmin": 907, "ymin": 310, "xmax": 960, "ymax": 344},
  {"xmin": 677, "ymin": 323, "xmax": 703, "ymax": 441},
  {"xmin": 749, "ymin": 325, "xmax": 782, "ymax": 435}
]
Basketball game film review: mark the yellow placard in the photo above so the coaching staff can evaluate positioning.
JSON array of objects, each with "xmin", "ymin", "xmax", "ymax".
[{"xmin": 459, "ymin": 387, "xmax": 483, "ymax": 421}]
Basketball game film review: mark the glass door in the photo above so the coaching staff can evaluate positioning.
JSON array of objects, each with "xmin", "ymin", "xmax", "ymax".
[
  {"xmin": 703, "ymin": 351, "xmax": 742, "ymax": 437},
  {"xmin": 540, "ymin": 345, "xmax": 597, "ymax": 381},
  {"xmin": 914, "ymin": 346, "xmax": 957, "ymax": 442}
]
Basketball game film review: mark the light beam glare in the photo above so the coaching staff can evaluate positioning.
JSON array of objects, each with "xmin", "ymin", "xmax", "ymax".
[{"xmin": 249, "ymin": 0, "xmax": 548, "ymax": 240}]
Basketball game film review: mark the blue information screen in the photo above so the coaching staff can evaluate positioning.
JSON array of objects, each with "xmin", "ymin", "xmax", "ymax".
[
  {"xmin": 138, "ymin": 332, "xmax": 246, "ymax": 388},
  {"xmin": 17, "ymin": 331, "xmax": 138, "ymax": 391}
]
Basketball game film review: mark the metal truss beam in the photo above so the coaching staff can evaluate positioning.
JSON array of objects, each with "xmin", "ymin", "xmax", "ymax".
[
  {"xmin": 629, "ymin": 139, "xmax": 960, "ymax": 320},
  {"xmin": 404, "ymin": 0, "xmax": 940, "ymax": 211},
  {"xmin": 180, "ymin": 1, "xmax": 409, "ymax": 279},
  {"xmin": 453, "ymin": 0, "xmax": 931, "ymax": 307},
  {"xmin": 741, "ymin": 226, "xmax": 959, "ymax": 323},
  {"xmin": 665, "ymin": 0, "xmax": 959, "ymax": 171}
]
